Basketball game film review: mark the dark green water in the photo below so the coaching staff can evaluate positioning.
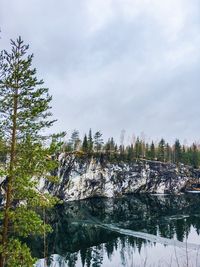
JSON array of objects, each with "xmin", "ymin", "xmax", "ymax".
[{"xmin": 35, "ymin": 194, "xmax": 200, "ymax": 267}]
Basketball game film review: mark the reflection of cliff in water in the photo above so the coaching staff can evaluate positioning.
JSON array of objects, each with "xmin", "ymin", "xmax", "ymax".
[{"xmin": 31, "ymin": 194, "xmax": 200, "ymax": 266}]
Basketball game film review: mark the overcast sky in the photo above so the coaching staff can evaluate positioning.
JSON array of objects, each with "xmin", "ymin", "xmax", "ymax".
[{"xmin": 1, "ymin": 0, "xmax": 200, "ymax": 144}]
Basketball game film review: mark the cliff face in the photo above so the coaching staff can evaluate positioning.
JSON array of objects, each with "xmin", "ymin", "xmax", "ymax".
[{"xmin": 43, "ymin": 153, "xmax": 200, "ymax": 201}]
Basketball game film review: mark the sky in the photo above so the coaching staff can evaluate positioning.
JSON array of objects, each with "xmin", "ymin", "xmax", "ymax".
[{"xmin": 1, "ymin": 0, "xmax": 200, "ymax": 145}]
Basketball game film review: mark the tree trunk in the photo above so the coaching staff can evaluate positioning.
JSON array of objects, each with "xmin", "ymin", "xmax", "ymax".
[{"xmin": 0, "ymin": 88, "xmax": 18, "ymax": 267}]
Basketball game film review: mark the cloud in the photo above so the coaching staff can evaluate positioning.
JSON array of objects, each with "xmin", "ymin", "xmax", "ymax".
[{"xmin": 1, "ymin": 0, "xmax": 200, "ymax": 144}]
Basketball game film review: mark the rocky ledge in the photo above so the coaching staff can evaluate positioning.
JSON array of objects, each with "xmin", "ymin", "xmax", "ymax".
[{"xmin": 42, "ymin": 153, "xmax": 200, "ymax": 201}]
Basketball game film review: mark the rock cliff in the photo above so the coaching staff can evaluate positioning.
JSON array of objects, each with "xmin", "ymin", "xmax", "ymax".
[{"xmin": 43, "ymin": 153, "xmax": 200, "ymax": 201}]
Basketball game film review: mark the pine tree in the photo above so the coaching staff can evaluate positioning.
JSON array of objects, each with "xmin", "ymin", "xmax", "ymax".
[
  {"xmin": 105, "ymin": 137, "xmax": 115, "ymax": 155},
  {"xmin": 134, "ymin": 138, "xmax": 142, "ymax": 158},
  {"xmin": 149, "ymin": 141, "xmax": 155, "ymax": 160},
  {"xmin": 82, "ymin": 134, "xmax": 88, "ymax": 152},
  {"xmin": 94, "ymin": 131, "xmax": 103, "ymax": 152},
  {"xmin": 191, "ymin": 143, "xmax": 199, "ymax": 168},
  {"xmin": 174, "ymin": 139, "xmax": 182, "ymax": 163},
  {"xmin": 182, "ymin": 145, "xmax": 189, "ymax": 165},
  {"xmin": 88, "ymin": 128, "xmax": 93, "ymax": 153},
  {"xmin": 105, "ymin": 138, "xmax": 111, "ymax": 155},
  {"xmin": 0, "ymin": 37, "xmax": 60, "ymax": 266},
  {"xmin": 127, "ymin": 144, "xmax": 134, "ymax": 161},
  {"xmin": 157, "ymin": 138, "xmax": 165, "ymax": 162},
  {"xmin": 165, "ymin": 143, "xmax": 171, "ymax": 162},
  {"xmin": 70, "ymin": 130, "xmax": 80, "ymax": 151},
  {"xmin": 109, "ymin": 137, "xmax": 115, "ymax": 152},
  {"xmin": 145, "ymin": 143, "xmax": 149, "ymax": 159},
  {"xmin": 119, "ymin": 144, "xmax": 125, "ymax": 160}
]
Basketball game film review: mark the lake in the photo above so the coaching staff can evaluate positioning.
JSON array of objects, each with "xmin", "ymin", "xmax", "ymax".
[{"xmin": 35, "ymin": 194, "xmax": 200, "ymax": 267}]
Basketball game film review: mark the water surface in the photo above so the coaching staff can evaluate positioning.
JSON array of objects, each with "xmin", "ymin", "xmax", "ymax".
[{"xmin": 35, "ymin": 194, "xmax": 200, "ymax": 267}]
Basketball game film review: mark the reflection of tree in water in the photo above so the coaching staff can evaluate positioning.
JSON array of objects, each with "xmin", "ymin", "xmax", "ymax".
[{"xmin": 32, "ymin": 194, "xmax": 200, "ymax": 266}]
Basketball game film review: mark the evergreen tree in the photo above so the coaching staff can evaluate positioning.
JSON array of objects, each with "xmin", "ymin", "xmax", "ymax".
[
  {"xmin": 149, "ymin": 142, "xmax": 155, "ymax": 160},
  {"xmin": 191, "ymin": 143, "xmax": 199, "ymax": 168},
  {"xmin": 70, "ymin": 130, "xmax": 80, "ymax": 151},
  {"xmin": 174, "ymin": 139, "xmax": 182, "ymax": 163},
  {"xmin": 82, "ymin": 134, "xmax": 88, "ymax": 152},
  {"xmin": 88, "ymin": 128, "xmax": 93, "ymax": 153},
  {"xmin": 157, "ymin": 138, "xmax": 165, "ymax": 162},
  {"xmin": 119, "ymin": 144, "xmax": 125, "ymax": 160},
  {"xmin": 165, "ymin": 143, "xmax": 171, "ymax": 162},
  {"xmin": 134, "ymin": 138, "xmax": 142, "ymax": 158},
  {"xmin": 127, "ymin": 144, "xmax": 134, "ymax": 161},
  {"xmin": 104, "ymin": 138, "xmax": 111, "ymax": 155},
  {"xmin": 64, "ymin": 141, "xmax": 73, "ymax": 152},
  {"xmin": 109, "ymin": 137, "xmax": 115, "ymax": 152},
  {"xmin": 104, "ymin": 137, "xmax": 115, "ymax": 155},
  {"xmin": 145, "ymin": 143, "xmax": 150, "ymax": 159},
  {"xmin": 182, "ymin": 145, "xmax": 190, "ymax": 165},
  {"xmin": 94, "ymin": 131, "xmax": 103, "ymax": 152},
  {"xmin": 0, "ymin": 37, "xmax": 60, "ymax": 266}
]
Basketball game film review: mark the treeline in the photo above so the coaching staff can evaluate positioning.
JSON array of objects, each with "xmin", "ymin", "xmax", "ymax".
[
  {"xmin": 1, "ymin": 129, "xmax": 199, "ymax": 168},
  {"xmin": 64, "ymin": 129, "xmax": 200, "ymax": 168}
]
